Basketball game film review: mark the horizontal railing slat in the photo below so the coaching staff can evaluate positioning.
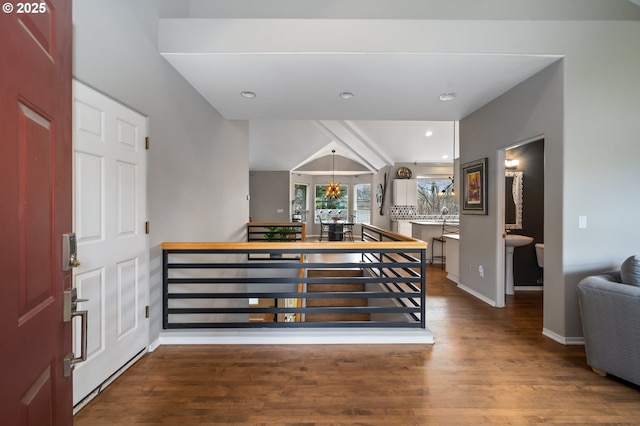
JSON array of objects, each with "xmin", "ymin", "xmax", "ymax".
[
  {"xmin": 165, "ymin": 322, "xmax": 424, "ymax": 329},
  {"xmin": 168, "ymin": 291, "xmax": 421, "ymax": 299}
]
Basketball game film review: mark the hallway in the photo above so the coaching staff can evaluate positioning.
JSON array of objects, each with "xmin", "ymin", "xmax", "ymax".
[{"xmin": 74, "ymin": 265, "xmax": 640, "ymax": 425}]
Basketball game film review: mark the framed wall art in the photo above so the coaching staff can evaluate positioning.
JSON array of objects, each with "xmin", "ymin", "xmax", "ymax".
[{"xmin": 461, "ymin": 158, "xmax": 488, "ymax": 215}]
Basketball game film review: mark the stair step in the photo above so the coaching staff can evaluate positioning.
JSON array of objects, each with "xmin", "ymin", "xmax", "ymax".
[
  {"xmin": 304, "ymin": 269, "xmax": 369, "ymax": 322},
  {"xmin": 307, "ymin": 269, "xmax": 363, "ymax": 277},
  {"xmin": 307, "ymin": 283, "xmax": 364, "ymax": 293}
]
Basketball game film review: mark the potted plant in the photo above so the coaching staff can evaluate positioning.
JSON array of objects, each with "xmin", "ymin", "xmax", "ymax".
[{"xmin": 263, "ymin": 226, "xmax": 297, "ymax": 258}]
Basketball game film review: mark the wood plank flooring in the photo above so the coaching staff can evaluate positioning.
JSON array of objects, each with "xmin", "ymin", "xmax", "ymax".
[{"xmin": 74, "ymin": 265, "xmax": 640, "ymax": 425}]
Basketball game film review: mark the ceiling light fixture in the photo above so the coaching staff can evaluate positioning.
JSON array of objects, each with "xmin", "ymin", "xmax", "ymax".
[
  {"xmin": 325, "ymin": 150, "xmax": 342, "ymax": 199},
  {"xmin": 425, "ymin": 130, "xmax": 433, "ymax": 137},
  {"xmin": 439, "ymin": 93, "xmax": 457, "ymax": 101},
  {"xmin": 440, "ymin": 123, "xmax": 456, "ymax": 196},
  {"xmin": 339, "ymin": 91, "xmax": 355, "ymax": 99},
  {"xmin": 240, "ymin": 91, "xmax": 256, "ymax": 98}
]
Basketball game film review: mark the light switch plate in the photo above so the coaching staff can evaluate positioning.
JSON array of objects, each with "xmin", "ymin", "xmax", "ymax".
[{"xmin": 578, "ymin": 216, "xmax": 587, "ymax": 229}]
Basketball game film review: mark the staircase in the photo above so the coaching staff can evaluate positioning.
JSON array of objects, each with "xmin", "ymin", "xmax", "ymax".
[{"xmin": 305, "ymin": 269, "xmax": 370, "ymax": 322}]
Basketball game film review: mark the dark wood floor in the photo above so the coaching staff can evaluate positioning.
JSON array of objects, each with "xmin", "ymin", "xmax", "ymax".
[{"xmin": 74, "ymin": 265, "xmax": 640, "ymax": 425}]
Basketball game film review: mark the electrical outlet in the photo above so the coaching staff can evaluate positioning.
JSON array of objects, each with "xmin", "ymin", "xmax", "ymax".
[
  {"xmin": 277, "ymin": 209, "xmax": 284, "ymax": 213},
  {"xmin": 478, "ymin": 265, "xmax": 484, "ymax": 277}
]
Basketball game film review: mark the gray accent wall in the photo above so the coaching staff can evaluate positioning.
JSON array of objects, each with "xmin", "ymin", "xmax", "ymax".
[
  {"xmin": 73, "ymin": 0, "xmax": 250, "ymax": 342},
  {"xmin": 249, "ymin": 171, "xmax": 291, "ymax": 222},
  {"xmin": 459, "ymin": 19, "xmax": 640, "ymax": 341},
  {"xmin": 461, "ymin": 62, "xmax": 564, "ymax": 336}
]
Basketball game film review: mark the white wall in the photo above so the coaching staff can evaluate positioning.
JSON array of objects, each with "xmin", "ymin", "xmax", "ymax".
[
  {"xmin": 74, "ymin": 1, "xmax": 640, "ymax": 343},
  {"xmin": 73, "ymin": 0, "xmax": 250, "ymax": 342},
  {"xmin": 186, "ymin": 0, "xmax": 640, "ymax": 20},
  {"xmin": 190, "ymin": 16, "xmax": 640, "ymax": 342}
]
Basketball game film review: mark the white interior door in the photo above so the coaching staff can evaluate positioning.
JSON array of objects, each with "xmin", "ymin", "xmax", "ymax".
[{"xmin": 72, "ymin": 80, "xmax": 149, "ymax": 406}]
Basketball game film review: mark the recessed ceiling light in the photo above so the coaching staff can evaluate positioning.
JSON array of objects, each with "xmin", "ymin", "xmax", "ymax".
[
  {"xmin": 241, "ymin": 91, "xmax": 256, "ymax": 98},
  {"xmin": 442, "ymin": 154, "xmax": 450, "ymax": 159},
  {"xmin": 439, "ymin": 93, "xmax": 457, "ymax": 101},
  {"xmin": 425, "ymin": 130, "xmax": 433, "ymax": 137},
  {"xmin": 340, "ymin": 91, "xmax": 355, "ymax": 99}
]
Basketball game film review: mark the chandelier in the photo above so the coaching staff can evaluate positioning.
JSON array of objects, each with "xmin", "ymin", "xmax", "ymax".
[{"xmin": 325, "ymin": 150, "xmax": 341, "ymax": 199}]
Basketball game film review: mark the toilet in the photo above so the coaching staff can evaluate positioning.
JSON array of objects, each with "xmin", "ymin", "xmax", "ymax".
[{"xmin": 535, "ymin": 243, "xmax": 544, "ymax": 268}]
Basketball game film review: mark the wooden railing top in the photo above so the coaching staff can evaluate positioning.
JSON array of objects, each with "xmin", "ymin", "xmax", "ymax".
[
  {"xmin": 161, "ymin": 240, "xmax": 427, "ymax": 251},
  {"xmin": 247, "ymin": 222, "xmax": 304, "ymax": 227}
]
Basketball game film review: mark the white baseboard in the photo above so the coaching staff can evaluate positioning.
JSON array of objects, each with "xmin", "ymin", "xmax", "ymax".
[
  {"xmin": 543, "ymin": 328, "xmax": 585, "ymax": 345},
  {"xmin": 457, "ymin": 283, "xmax": 499, "ymax": 307},
  {"xmin": 159, "ymin": 328, "xmax": 434, "ymax": 345},
  {"xmin": 148, "ymin": 337, "xmax": 161, "ymax": 352},
  {"xmin": 446, "ymin": 273, "xmax": 459, "ymax": 285},
  {"xmin": 515, "ymin": 285, "xmax": 544, "ymax": 291}
]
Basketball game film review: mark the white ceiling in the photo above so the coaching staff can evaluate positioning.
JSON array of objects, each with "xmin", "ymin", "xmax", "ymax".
[
  {"xmin": 159, "ymin": 13, "xmax": 566, "ymax": 173},
  {"xmin": 163, "ymin": 50, "xmax": 559, "ymax": 172}
]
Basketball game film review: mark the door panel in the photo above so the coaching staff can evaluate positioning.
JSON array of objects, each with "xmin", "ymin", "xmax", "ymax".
[
  {"xmin": 75, "ymin": 152, "xmax": 105, "ymax": 241},
  {"xmin": 18, "ymin": 103, "xmax": 54, "ymax": 319},
  {"xmin": 0, "ymin": 0, "xmax": 73, "ymax": 424},
  {"xmin": 117, "ymin": 160, "xmax": 137, "ymax": 236},
  {"xmin": 72, "ymin": 80, "xmax": 148, "ymax": 406}
]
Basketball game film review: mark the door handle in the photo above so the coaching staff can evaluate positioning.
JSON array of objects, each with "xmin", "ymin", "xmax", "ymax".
[
  {"xmin": 70, "ymin": 309, "xmax": 88, "ymax": 365},
  {"xmin": 63, "ymin": 288, "xmax": 89, "ymax": 377}
]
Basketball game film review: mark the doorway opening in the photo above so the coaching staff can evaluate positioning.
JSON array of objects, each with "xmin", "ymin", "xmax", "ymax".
[{"xmin": 497, "ymin": 136, "xmax": 545, "ymax": 305}]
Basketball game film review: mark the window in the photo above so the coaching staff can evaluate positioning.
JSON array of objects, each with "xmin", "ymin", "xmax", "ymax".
[
  {"xmin": 416, "ymin": 177, "xmax": 458, "ymax": 216},
  {"xmin": 315, "ymin": 184, "xmax": 348, "ymax": 222},
  {"xmin": 353, "ymin": 183, "xmax": 371, "ymax": 224},
  {"xmin": 292, "ymin": 184, "xmax": 307, "ymax": 221}
]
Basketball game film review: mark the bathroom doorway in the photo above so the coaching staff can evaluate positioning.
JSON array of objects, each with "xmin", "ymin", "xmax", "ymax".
[{"xmin": 498, "ymin": 136, "xmax": 545, "ymax": 301}]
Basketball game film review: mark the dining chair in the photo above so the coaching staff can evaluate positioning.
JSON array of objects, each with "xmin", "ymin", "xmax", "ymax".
[
  {"xmin": 318, "ymin": 216, "xmax": 330, "ymax": 241},
  {"xmin": 342, "ymin": 223, "xmax": 354, "ymax": 241}
]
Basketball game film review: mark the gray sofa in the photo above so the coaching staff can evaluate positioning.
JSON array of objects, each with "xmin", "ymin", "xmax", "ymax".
[{"xmin": 577, "ymin": 256, "xmax": 640, "ymax": 386}]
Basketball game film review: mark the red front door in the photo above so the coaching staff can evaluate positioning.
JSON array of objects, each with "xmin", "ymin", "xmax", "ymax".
[{"xmin": 0, "ymin": 1, "xmax": 73, "ymax": 424}]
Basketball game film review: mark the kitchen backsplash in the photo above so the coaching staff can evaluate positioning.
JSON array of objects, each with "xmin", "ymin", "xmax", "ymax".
[{"xmin": 390, "ymin": 205, "xmax": 459, "ymax": 222}]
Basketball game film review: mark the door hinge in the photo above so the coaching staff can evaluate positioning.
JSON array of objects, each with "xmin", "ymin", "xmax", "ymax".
[
  {"xmin": 145, "ymin": 137, "xmax": 149, "ymax": 150},
  {"xmin": 145, "ymin": 305, "xmax": 150, "ymax": 318},
  {"xmin": 145, "ymin": 222, "xmax": 150, "ymax": 234}
]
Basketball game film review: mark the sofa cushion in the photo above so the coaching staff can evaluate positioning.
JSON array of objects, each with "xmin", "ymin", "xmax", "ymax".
[{"xmin": 620, "ymin": 255, "xmax": 640, "ymax": 286}]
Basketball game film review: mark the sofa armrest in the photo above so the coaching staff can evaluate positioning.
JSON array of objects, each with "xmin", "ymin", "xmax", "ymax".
[{"xmin": 577, "ymin": 274, "xmax": 640, "ymax": 386}]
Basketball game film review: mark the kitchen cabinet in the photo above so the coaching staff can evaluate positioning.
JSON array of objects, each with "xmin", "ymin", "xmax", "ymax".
[
  {"xmin": 392, "ymin": 220, "xmax": 412, "ymax": 237},
  {"xmin": 393, "ymin": 179, "xmax": 417, "ymax": 205},
  {"xmin": 444, "ymin": 234, "xmax": 460, "ymax": 284}
]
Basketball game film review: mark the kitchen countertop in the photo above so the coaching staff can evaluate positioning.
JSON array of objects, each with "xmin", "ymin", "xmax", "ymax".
[{"xmin": 410, "ymin": 220, "xmax": 459, "ymax": 226}]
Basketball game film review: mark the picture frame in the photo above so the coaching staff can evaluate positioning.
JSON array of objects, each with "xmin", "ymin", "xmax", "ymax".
[{"xmin": 461, "ymin": 157, "xmax": 488, "ymax": 215}]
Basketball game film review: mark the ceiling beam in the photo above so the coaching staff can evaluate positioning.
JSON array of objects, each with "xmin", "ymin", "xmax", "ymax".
[{"xmin": 315, "ymin": 121, "xmax": 392, "ymax": 172}]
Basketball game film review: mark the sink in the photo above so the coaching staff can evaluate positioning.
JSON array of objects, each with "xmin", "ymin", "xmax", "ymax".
[
  {"xmin": 504, "ymin": 235, "xmax": 533, "ymax": 295},
  {"xmin": 505, "ymin": 234, "xmax": 534, "ymax": 247}
]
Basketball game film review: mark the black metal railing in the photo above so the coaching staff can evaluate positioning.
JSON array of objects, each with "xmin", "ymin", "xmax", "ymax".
[
  {"xmin": 247, "ymin": 222, "xmax": 305, "ymax": 261},
  {"xmin": 162, "ymin": 232, "xmax": 427, "ymax": 329},
  {"xmin": 361, "ymin": 224, "xmax": 423, "ymax": 322}
]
